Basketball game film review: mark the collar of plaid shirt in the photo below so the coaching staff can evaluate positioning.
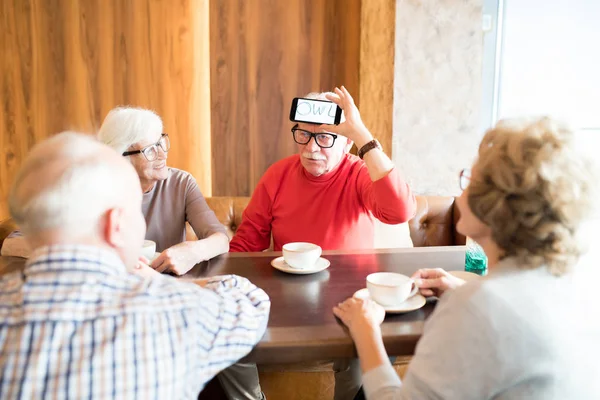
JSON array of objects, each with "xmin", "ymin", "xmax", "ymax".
[{"xmin": 25, "ymin": 244, "xmax": 128, "ymax": 277}]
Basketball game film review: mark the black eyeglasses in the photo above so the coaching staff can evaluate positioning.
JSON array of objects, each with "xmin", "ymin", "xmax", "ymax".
[
  {"xmin": 123, "ymin": 133, "xmax": 170, "ymax": 161},
  {"xmin": 291, "ymin": 124, "xmax": 338, "ymax": 148},
  {"xmin": 459, "ymin": 168, "xmax": 471, "ymax": 190}
]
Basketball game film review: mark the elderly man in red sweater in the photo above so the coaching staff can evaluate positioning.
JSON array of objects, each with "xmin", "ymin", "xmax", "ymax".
[
  {"xmin": 227, "ymin": 87, "xmax": 416, "ymax": 400},
  {"xmin": 230, "ymin": 86, "xmax": 416, "ymax": 253}
]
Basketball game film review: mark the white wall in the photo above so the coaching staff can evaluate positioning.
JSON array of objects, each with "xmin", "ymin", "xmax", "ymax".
[{"xmin": 392, "ymin": 0, "xmax": 484, "ymax": 196}]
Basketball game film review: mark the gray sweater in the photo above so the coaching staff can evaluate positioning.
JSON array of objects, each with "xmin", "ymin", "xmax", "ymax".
[
  {"xmin": 363, "ymin": 258, "xmax": 600, "ymax": 399},
  {"xmin": 143, "ymin": 168, "xmax": 226, "ymax": 251}
]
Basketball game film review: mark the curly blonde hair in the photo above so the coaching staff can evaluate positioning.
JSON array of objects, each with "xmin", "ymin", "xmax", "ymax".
[{"xmin": 468, "ymin": 117, "xmax": 596, "ymax": 275}]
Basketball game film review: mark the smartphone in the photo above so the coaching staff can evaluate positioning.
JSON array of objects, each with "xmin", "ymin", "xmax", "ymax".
[{"xmin": 289, "ymin": 97, "xmax": 343, "ymax": 125}]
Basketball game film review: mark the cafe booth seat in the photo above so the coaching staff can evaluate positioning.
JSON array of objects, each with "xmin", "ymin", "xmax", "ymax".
[
  {"xmin": 0, "ymin": 218, "xmax": 17, "ymax": 251},
  {"xmin": 0, "ymin": 196, "xmax": 465, "ymax": 251},
  {"xmin": 200, "ymin": 195, "xmax": 466, "ymax": 248},
  {"xmin": 196, "ymin": 196, "xmax": 465, "ymax": 400},
  {"xmin": 0, "ymin": 196, "xmax": 465, "ymax": 400}
]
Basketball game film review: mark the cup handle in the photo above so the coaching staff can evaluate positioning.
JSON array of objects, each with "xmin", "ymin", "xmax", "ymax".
[{"xmin": 408, "ymin": 280, "xmax": 419, "ymax": 298}]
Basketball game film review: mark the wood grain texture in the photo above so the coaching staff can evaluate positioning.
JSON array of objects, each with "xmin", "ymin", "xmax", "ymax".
[
  {"xmin": 182, "ymin": 247, "xmax": 466, "ymax": 364},
  {"xmin": 0, "ymin": 0, "xmax": 211, "ymax": 219},
  {"xmin": 360, "ymin": 0, "xmax": 396, "ymax": 155},
  {"xmin": 209, "ymin": 0, "xmax": 361, "ymax": 196}
]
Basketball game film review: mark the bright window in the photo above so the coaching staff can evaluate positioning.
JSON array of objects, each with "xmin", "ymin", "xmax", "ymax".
[{"xmin": 497, "ymin": 0, "xmax": 600, "ymax": 129}]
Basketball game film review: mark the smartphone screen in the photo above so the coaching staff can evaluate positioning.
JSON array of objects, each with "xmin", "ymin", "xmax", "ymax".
[{"xmin": 289, "ymin": 98, "xmax": 343, "ymax": 125}]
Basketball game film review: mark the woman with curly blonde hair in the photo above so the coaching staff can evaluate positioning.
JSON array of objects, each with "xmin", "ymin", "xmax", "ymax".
[{"xmin": 334, "ymin": 117, "xmax": 600, "ymax": 399}]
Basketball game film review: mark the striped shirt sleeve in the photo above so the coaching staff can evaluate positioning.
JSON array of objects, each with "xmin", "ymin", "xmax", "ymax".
[{"xmin": 191, "ymin": 274, "xmax": 270, "ymax": 377}]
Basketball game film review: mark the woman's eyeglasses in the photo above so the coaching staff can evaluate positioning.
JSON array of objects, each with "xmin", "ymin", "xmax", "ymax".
[
  {"xmin": 291, "ymin": 124, "xmax": 338, "ymax": 149},
  {"xmin": 123, "ymin": 134, "xmax": 170, "ymax": 161},
  {"xmin": 459, "ymin": 168, "xmax": 471, "ymax": 191}
]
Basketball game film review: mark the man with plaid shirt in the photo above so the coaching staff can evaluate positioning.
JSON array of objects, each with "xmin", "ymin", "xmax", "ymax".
[{"xmin": 0, "ymin": 133, "xmax": 270, "ymax": 399}]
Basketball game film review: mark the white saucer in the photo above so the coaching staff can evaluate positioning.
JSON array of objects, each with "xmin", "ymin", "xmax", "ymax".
[
  {"xmin": 271, "ymin": 256, "xmax": 330, "ymax": 275},
  {"xmin": 353, "ymin": 288, "xmax": 426, "ymax": 313}
]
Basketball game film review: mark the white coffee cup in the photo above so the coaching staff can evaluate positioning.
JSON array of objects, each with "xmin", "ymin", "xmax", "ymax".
[
  {"xmin": 367, "ymin": 272, "xmax": 418, "ymax": 306},
  {"xmin": 141, "ymin": 240, "xmax": 156, "ymax": 260},
  {"xmin": 282, "ymin": 242, "xmax": 322, "ymax": 269}
]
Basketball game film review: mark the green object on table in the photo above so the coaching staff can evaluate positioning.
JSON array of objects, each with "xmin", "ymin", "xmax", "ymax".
[{"xmin": 465, "ymin": 238, "xmax": 488, "ymax": 276}]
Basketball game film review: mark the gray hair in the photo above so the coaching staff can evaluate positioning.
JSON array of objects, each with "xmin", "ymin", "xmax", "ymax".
[
  {"xmin": 97, "ymin": 107, "xmax": 163, "ymax": 154},
  {"xmin": 9, "ymin": 132, "xmax": 137, "ymax": 237}
]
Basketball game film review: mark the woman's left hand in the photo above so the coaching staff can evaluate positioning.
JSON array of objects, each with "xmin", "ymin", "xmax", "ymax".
[
  {"xmin": 151, "ymin": 242, "xmax": 199, "ymax": 275},
  {"xmin": 333, "ymin": 297, "xmax": 385, "ymax": 337},
  {"xmin": 132, "ymin": 256, "xmax": 160, "ymax": 278}
]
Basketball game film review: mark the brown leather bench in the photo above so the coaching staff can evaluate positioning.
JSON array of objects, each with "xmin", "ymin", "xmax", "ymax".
[
  {"xmin": 204, "ymin": 195, "xmax": 466, "ymax": 247},
  {"xmin": 0, "ymin": 218, "xmax": 17, "ymax": 250}
]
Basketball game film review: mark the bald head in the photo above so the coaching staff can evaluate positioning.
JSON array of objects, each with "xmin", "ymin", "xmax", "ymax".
[{"xmin": 9, "ymin": 132, "xmax": 146, "ymax": 268}]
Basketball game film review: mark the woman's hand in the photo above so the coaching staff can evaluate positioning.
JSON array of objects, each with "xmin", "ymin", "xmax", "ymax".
[
  {"xmin": 322, "ymin": 86, "xmax": 373, "ymax": 148},
  {"xmin": 333, "ymin": 297, "xmax": 392, "ymax": 375},
  {"xmin": 333, "ymin": 297, "xmax": 385, "ymax": 338},
  {"xmin": 151, "ymin": 242, "xmax": 199, "ymax": 275},
  {"xmin": 132, "ymin": 256, "xmax": 160, "ymax": 278},
  {"xmin": 136, "ymin": 255, "xmax": 150, "ymax": 269},
  {"xmin": 411, "ymin": 268, "xmax": 466, "ymax": 297}
]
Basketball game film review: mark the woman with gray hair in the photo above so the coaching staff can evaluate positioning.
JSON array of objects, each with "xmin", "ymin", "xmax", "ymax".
[
  {"xmin": 98, "ymin": 107, "xmax": 229, "ymax": 275},
  {"xmin": 334, "ymin": 117, "xmax": 600, "ymax": 399}
]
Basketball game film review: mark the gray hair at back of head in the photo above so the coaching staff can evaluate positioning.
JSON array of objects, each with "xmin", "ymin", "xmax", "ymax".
[
  {"xmin": 9, "ymin": 132, "xmax": 134, "ymax": 236},
  {"xmin": 97, "ymin": 107, "xmax": 163, "ymax": 154}
]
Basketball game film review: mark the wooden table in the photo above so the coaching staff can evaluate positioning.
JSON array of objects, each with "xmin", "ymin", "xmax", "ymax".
[
  {"xmin": 184, "ymin": 246, "xmax": 466, "ymax": 364},
  {"xmin": 0, "ymin": 246, "xmax": 466, "ymax": 365}
]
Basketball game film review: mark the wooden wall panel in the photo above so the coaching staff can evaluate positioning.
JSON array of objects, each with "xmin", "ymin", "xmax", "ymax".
[
  {"xmin": 0, "ymin": 0, "xmax": 211, "ymax": 220},
  {"xmin": 210, "ymin": 0, "xmax": 361, "ymax": 196},
  {"xmin": 360, "ymin": 0, "xmax": 396, "ymax": 156}
]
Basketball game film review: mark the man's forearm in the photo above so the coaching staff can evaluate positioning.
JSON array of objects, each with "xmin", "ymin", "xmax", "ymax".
[
  {"xmin": 195, "ymin": 275, "xmax": 271, "ymax": 377},
  {"xmin": 363, "ymin": 149, "xmax": 395, "ymax": 182},
  {"xmin": 353, "ymin": 128, "xmax": 395, "ymax": 182},
  {"xmin": 204, "ymin": 274, "xmax": 271, "ymax": 330}
]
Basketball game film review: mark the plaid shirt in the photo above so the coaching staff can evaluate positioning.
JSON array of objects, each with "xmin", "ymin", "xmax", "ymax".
[{"xmin": 0, "ymin": 245, "xmax": 270, "ymax": 399}]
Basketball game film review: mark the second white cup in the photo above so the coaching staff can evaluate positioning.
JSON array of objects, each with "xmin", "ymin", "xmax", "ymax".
[{"xmin": 367, "ymin": 272, "xmax": 418, "ymax": 306}]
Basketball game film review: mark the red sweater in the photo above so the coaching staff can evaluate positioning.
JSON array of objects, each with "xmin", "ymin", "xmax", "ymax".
[{"xmin": 229, "ymin": 154, "xmax": 416, "ymax": 252}]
